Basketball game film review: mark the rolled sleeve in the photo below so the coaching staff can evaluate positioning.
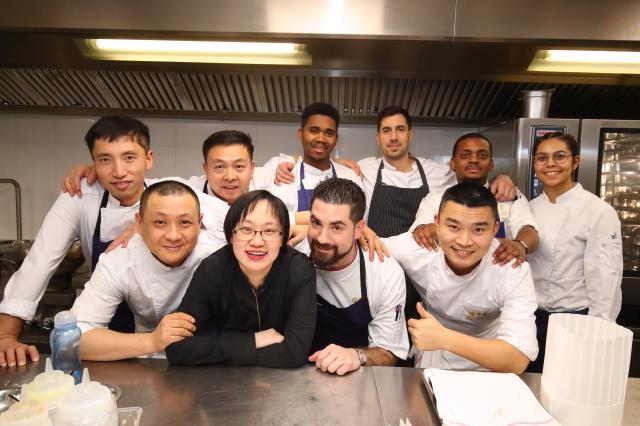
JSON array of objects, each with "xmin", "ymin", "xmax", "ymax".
[
  {"xmin": 409, "ymin": 192, "xmax": 441, "ymax": 231},
  {"xmin": 584, "ymin": 207, "xmax": 623, "ymax": 321},
  {"xmin": 496, "ymin": 265, "xmax": 539, "ymax": 362},
  {"xmin": 0, "ymin": 192, "xmax": 82, "ymax": 321},
  {"xmin": 506, "ymin": 190, "xmax": 539, "ymax": 238}
]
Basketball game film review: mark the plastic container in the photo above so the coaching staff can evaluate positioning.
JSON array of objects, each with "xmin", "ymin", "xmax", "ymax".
[
  {"xmin": 23, "ymin": 359, "xmax": 74, "ymax": 414},
  {"xmin": 53, "ymin": 381, "xmax": 117, "ymax": 426},
  {"xmin": 0, "ymin": 400, "xmax": 51, "ymax": 426},
  {"xmin": 540, "ymin": 313, "xmax": 633, "ymax": 426},
  {"xmin": 49, "ymin": 311, "xmax": 82, "ymax": 384}
]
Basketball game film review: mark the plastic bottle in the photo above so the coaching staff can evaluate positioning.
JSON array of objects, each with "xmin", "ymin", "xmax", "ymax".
[
  {"xmin": 23, "ymin": 358, "xmax": 74, "ymax": 414},
  {"xmin": 0, "ymin": 400, "xmax": 52, "ymax": 426},
  {"xmin": 49, "ymin": 311, "xmax": 82, "ymax": 384},
  {"xmin": 53, "ymin": 369, "xmax": 117, "ymax": 426}
]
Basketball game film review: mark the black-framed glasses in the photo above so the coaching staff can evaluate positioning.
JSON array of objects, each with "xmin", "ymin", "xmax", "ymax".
[
  {"xmin": 534, "ymin": 151, "xmax": 572, "ymax": 165},
  {"xmin": 233, "ymin": 226, "xmax": 283, "ymax": 242}
]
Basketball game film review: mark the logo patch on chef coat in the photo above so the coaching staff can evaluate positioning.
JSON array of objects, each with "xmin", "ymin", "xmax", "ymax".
[{"xmin": 465, "ymin": 310, "xmax": 488, "ymax": 321}]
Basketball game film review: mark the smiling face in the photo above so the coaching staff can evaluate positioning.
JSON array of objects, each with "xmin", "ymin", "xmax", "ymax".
[
  {"xmin": 450, "ymin": 137, "xmax": 493, "ymax": 184},
  {"xmin": 231, "ymin": 199, "xmax": 283, "ymax": 281},
  {"xmin": 136, "ymin": 192, "xmax": 202, "ymax": 268},
  {"xmin": 376, "ymin": 113, "xmax": 413, "ymax": 161},
  {"xmin": 307, "ymin": 199, "xmax": 364, "ymax": 269},
  {"xmin": 91, "ymin": 136, "xmax": 153, "ymax": 206},
  {"xmin": 436, "ymin": 200, "xmax": 499, "ymax": 275},
  {"xmin": 533, "ymin": 137, "xmax": 580, "ymax": 193},
  {"xmin": 299, "ymin": 114, "xmax": 338, "ymax": 169},
  {"xmin": 203, "ymin": 144, "xmax": 255, "ymax": 205}
]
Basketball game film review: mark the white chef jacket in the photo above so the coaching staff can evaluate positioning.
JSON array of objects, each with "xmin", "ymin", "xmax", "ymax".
[
  {"xmin": 72, "ymin": 234, "xmax": 217, "ymax": 336},
  {"xmin": 385, "ymin": 233, "xmax": 539, "ymax": 371},
  {"xmin": 410, "ymin": 183, "xmax": 538, "ymax": 239},
  {"xmin": 358, "ymin": 156, "xmax": 455, "ymax": 220},
  {"xmin": 527, "ymin": 183, "xmax": 622, "ymax": 321},
  {"xmin": 263, "ymin": 155, "xmax": 364, "ymax": 212},
  {"xmin": 0, "ymin": 179, "xmax": 148, "ymax": 321},
  {"xmin": 315, "ymin": 248, "xmax": 410, "ymax": 360}
]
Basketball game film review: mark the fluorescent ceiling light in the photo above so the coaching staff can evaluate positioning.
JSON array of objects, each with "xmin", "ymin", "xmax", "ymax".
[
  {"xmin": 528, "ymin": 49, "xmax": 640, "ymax": 74},
  {"xmin": 76, "ymin": 38, "xmax": 311, "ymax": 65}
]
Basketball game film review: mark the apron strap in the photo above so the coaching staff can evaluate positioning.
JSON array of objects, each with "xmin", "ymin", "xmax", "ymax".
[
  {"xmin": 357, "ymin": 244, "xmax": 368, "ymax": 303},
  {"xmin": 93, "ymin": 190, "xmax": 110, "ymax": 238}
]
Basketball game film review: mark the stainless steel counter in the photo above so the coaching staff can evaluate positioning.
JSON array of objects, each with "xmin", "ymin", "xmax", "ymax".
[{"xmin": 1, "ymin": 359, "xmax": 639, "ymax": 425}]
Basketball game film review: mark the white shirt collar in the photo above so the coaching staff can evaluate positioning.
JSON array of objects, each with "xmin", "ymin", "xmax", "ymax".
[{"xmin": 381, "ymin": 157, "xmax": 417, "ymax": 173}]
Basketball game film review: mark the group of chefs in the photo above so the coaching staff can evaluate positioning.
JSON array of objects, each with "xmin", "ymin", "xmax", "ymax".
[{"xmin": 0, "ymin": 102, "xmax": 623, "ymax": 376}]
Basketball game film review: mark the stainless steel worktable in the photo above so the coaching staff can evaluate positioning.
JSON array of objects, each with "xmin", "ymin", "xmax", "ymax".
[{"xmin": 1, "ymin": 359, "xmax": 639, "ymax": 425}]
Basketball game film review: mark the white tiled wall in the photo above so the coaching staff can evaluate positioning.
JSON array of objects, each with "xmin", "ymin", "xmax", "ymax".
[{"xmin": 0, "ymin": 113, "xmax": 476, "ymax": 239}]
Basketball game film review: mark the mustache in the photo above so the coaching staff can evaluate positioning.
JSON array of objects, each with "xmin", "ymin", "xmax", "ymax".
[{"xmin": 310, "ymin": 240, "xmax": 336, "ymax": 251}]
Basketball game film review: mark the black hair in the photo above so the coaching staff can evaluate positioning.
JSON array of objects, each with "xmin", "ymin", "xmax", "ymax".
[
  {"xmin": 451, "ymin": 133, "xmax": 493, "ymax": 158},
  {"xmin": 223, "ymin": 190, "xmax": 290, "ymax": 246},
  {"xmin": 139, "ymin": 180, "xmax": 200, "ymax": 218},
  {"xmin": 84, "ymin": 115, "xmax": 150, "ymax": 153},
  {"xmin": 301, "ymin": 102, "xmax": 340, "ymax": 130},
  {"xmin": 310, "ymin": 178, "xmax": 366, "ymax": 223},
  {"xmin": 376, "ymin": 106, "xmax": 412, "ymax": 131},
  {"xmin": 202, "ymin": 130, "xmax": 254, "ymax": 162},
  {"xmin": 438, "ymin": 182, "xmax": 499, "ymax": 223},
  {"xmin": 533, "ymin": 132, "xmax": 579, "ymax": 156}
]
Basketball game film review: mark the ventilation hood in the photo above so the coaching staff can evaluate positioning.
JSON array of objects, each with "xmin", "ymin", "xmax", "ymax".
[{"xmin": 1, "ymin": 0, "xmax": 640, "ymax": 123}]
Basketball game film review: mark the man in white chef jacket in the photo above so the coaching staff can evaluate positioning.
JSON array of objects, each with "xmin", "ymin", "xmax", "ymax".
[
  {"xmin": 410, "ymin": 133, "xmax": 540, "ymax": 267},
  {"xmin": 0, "ymin": 115, "xmax": 155, "ymax": 367},
  {"xmin": 263, "ymin": 103, "xmax": 364, "ymax": 215},
  {"xmin": 72, "ymin": 180, "xmax": 218, "ymax": 360},
  {"xmin": 305, "ymin": 178, "xmax": 409, "ymax": 376},
  {"xmin": 385, "ymin": 182, "xmax": 538, "ymax": 373}
]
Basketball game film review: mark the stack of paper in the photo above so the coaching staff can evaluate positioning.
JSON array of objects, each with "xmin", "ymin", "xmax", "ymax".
[{"xmin": 423, "ymin": 368, "xmax": 558, "ymax": 426}]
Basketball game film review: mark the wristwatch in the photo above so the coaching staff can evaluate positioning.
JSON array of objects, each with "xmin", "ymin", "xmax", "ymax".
[
  {"xmin": 514, "ymin": 239, "xmax": 529, "ymax": 254},
  {"xmin": 355, "ymin": 349, "xmax": 367, "ymax": 366}
]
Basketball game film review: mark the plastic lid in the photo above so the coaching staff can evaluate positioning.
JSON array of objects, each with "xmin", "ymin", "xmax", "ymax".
[
  {"xmin": 54, "ymin": 381, "xmax": 117, "ymax": 426},
  {"xmin": 0, "ymin": 400, "xmax": 51, "ymax": 426},
  {"xmin": 53, "ymin": 310, "xmax": 77, "ymax": 328},
  {"xmin": 25, "ymin": 370, "xmax": 74, "ymax": 408}
]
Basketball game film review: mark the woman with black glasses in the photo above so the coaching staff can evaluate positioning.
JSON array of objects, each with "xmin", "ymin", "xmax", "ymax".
[
  {"xmin": 526, "ymin": 132, "xmax": 623, "ymax": 372},
  {"xmin": 166, "ymin": 190, "xmax": 317, "ymax": 367}
]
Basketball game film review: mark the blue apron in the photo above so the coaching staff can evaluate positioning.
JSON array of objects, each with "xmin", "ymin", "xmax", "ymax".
[
  {"xmin": 496, "ymin": 221, "xmax": 506, "ymax": 238},
  {"xmin": 92, "ymin": 190, "xmax": 135, "ymax": 333},
  {"xmin": 311, "ymin": 245, "xmax": 373, "ymax": 352},
  {"xmin": 297, "ymin": 162, "xmax": 337, "ymax": 212}
]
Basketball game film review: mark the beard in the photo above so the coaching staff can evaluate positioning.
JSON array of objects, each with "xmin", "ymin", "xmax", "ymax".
[{"xmin": 309, "ymin": 239, "xmax": 353, "ymax": 268}]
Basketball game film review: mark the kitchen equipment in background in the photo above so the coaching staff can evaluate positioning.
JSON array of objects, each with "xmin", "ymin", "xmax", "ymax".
[
  {"xmin": 0, "ymin": 178, "xmax": 86, "ymax": 353},
  {"xmin": 521, "ymin": 89, "xmax": 555, "ymax": 119},
  {"xmin": 483, "ymin": 118, "xmax": 580, "ymax": 199},
  {"xmin": 541, "ymin": 313, "xmax": 632, "ymax": 426}
]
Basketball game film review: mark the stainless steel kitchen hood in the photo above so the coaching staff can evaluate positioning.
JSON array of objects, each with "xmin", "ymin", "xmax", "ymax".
[{"xmin": 0, "ymin": 0, "xmax": 639, "ymax": 122}]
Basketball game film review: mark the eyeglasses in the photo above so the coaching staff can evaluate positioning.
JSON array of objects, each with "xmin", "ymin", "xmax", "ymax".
[
  {"xmin": 233, "ymin": 226, "xmax": 283, "ymax": 242},
  {"xmin": 534, "ymin": 151, "xmax": 572, "ymax": 165}
]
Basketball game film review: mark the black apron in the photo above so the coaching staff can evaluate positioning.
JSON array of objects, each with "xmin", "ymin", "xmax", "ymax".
[
  {"xmin": 92, "ymin": 190, "xmax": 135, "ymax": 333},
  {"xmin": 297, "ymin": 162, "xmax": 337, "ymax": 212},
  {"xmin": 366, "ymin": 158, "xmax": 429, "ymax": 365},
  {"xmin": 311, "ymin": 245, "xmax": 373, "ymax": 352},
  {"xmin": 367, "ymin": 158, "xmax": 429, "ymax": 238}
]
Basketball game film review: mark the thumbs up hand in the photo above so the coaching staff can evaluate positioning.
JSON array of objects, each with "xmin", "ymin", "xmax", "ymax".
[{"xmin": 408, "ymin": 302, "xmax": 447, "ymax": 351}]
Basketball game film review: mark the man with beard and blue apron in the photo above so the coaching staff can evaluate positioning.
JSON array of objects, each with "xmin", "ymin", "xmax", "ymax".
[
  {"xmin": 0, "ymin": 116, "xmax": 153, "ymax": 366},
  {"xmin": 410, "ymin": 133, "xmax": 539, "ymax": 268},
  {"xmin": 305, "ymin": 178, "xmax": 409, "ymax": 376}
]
